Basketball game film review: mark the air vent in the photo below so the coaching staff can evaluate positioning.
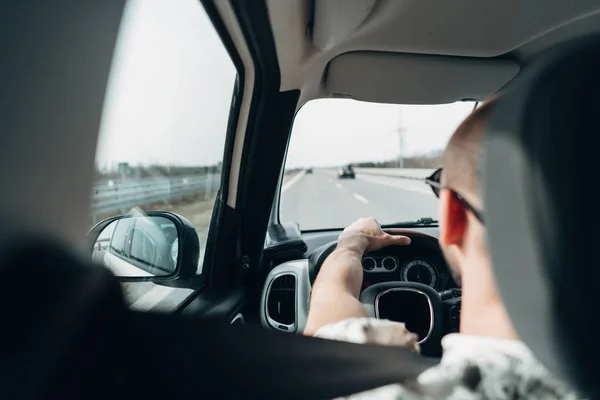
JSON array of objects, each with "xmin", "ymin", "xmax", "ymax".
[
  {"xmin": 266, "ymin": 274, "xmax": 296, "ymax": 331},
  {"xmin": 230, "ymin": 313, "xmax": 244, "ymax": 325}
]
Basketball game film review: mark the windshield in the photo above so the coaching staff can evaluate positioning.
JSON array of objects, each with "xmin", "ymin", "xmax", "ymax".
[{"xmin": 280, "ymin": 99, "xmax": 475, "ymax": 230}]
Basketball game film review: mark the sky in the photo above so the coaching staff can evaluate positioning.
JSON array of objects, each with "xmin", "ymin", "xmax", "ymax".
[
  {"xmin": 95, "ymin": 0, "xmax": 475, "ymax": 171},
  {"xmin": 286, "ymin": 100, "xmax": 474, "ymax": 168},
  {"xmin": 95, "ymin": 0, "xmax": 236, "ymax": 170}
]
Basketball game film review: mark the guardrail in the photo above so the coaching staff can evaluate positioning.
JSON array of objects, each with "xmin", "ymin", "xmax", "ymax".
[
  {"xmin": 90, "ymin": 168, "xmax": 434, "ymax": 222},
  {"xmin": 354, "ymin": 168, "xmax": 436, "ymax": 180},
  {"xmin": 91, "ymin": 173, "xmax": 220, "ymax": 221}
]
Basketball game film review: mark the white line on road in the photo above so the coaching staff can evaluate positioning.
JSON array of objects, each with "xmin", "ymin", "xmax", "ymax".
[
  {"xmin": 357, "ymin": 175, "xmax": 431, "ymax": 194},
  {"xmin": 282, "ymin": 170, "xmax": 306, "ymax": 193},
  {"xmin": 335, "ymin": 183, "xmax": 342, "ymax": 189},
  {"xmin": 353, "ymin": 193, "xmax": 369, "ymax": 204}
]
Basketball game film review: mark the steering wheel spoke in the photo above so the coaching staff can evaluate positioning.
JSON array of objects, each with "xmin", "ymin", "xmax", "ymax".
[
  {"xmin": 308, "ymin": 236, "xmax": 459, "ymax": 358},
  {"xmin": 359, "ymin": 281, "xmax": 443, "ymax": 357}
]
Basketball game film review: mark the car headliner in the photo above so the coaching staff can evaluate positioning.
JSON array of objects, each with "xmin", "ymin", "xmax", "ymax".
[{"xmin": 266, "ymin": 0, "xmax": 600, "ymax": 106}]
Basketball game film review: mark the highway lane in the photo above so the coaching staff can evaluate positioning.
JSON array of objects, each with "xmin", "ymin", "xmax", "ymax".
[{"xmin": 280, "ymin": 169, "xmax": 438, "ymax": 230}]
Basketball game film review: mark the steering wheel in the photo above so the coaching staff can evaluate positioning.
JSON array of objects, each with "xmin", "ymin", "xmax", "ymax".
[{"xmin": 308, "ymin": 234, "xmax": 460, "ymax": 357}]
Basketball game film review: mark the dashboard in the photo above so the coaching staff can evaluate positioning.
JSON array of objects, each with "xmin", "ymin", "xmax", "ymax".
[{"xmin": 260, "ymin": 226, "xmax": 460, "ymax": 335}]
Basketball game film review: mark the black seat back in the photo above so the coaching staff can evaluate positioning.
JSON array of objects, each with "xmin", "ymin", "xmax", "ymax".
[
  {"xmin": 483, "ymin": 36, "xmax": 600, "ymax": 398},
  {"xmin": 1, "ymin": 238, "xmax": 437, "ymax": 399}
]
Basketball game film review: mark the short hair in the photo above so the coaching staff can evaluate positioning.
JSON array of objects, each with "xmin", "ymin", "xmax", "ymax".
[{"xmin": 442, "ymin": 97, "xmax": 498, "ymax": 206}]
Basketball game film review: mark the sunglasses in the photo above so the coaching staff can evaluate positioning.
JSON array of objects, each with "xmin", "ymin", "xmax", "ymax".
[{"xmin": 425, "ymin": 167, "xmax": 485, "ymax": 225}]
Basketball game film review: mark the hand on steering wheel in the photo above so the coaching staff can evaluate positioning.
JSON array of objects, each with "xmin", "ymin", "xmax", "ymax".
[{"xmin": 338, "ymin": 217, "xmax": 412, "ymax": 255}]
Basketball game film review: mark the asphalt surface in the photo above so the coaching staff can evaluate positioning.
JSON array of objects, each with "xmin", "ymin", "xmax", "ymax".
[{"xmin": 280, "ymin": 169, "xmax": 438, "ymax": 230}]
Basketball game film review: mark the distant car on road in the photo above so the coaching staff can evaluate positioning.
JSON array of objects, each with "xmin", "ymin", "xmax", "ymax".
[
  {"xmin": 338, "ymin": 165, "xmax": 355, "ymax": 179},
  {"xmin": 306, "ymin": 167, "xmax": 313, "ymax": 174}
]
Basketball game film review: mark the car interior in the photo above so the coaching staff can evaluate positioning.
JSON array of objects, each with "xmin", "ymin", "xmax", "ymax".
[{"xmin": 3, "ymin": 0, "xmax": 600, "ymax": 398}]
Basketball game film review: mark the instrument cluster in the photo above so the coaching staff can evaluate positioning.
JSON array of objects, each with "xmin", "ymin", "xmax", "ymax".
[{"xmin": 361, "ymin": 245, "xmax": 455, "ymax": 291}]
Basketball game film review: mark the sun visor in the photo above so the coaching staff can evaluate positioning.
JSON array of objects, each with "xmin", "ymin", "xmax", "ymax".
[
  {"xmin": 482, "ymin": 36, "xmax": 600, "ymax": 397},
  {"xmin": 325, "ymin": 51, "xmax": 519, "ymax": 104}
]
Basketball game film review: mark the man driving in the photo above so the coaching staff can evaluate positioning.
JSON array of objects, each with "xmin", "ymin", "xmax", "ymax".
[{"xmin": 304, "ymin": 99, "xmax": 577, "ymax": 399}]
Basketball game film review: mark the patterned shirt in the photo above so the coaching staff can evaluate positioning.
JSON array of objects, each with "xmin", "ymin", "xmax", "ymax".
[{"xmin": 314, "ymin": 318, "xmax": 578, "ymax": 399}]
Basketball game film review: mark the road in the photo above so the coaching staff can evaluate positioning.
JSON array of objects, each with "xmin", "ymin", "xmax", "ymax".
[{"xmin": 280, "ymin": 169, "xmax": 438, "ymax": 230}]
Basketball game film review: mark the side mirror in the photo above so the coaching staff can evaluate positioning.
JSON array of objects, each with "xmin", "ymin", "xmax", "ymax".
[{"xmin": 87, "ymin": 211, "xmax": 199, "ymax": 283}]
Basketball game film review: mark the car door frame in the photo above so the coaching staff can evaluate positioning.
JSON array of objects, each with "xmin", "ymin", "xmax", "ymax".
[{"xmin": 176, "ymin": 0, "xmax": 300, "ymax": 323}]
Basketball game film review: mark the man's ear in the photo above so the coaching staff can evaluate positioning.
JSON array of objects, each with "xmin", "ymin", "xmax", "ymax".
[{"xmin": 439, "ymin": 190, "xmax": 467, "ymax": 248}]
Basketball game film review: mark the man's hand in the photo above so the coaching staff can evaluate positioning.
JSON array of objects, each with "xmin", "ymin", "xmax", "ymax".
[
  {"xmin": 304, "ymin": 217, "xmax": 411, "ymax": 335},
  {"xmin": 337, "ymin": 217, "xmax": 411, "ymax": 255}
]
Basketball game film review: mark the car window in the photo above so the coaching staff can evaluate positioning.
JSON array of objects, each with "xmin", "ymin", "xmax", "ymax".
[
  {"xmin": 130, "ymin": 229, "xmax": 156, "ymax": 265},
  {"xmin": 109, "ymin": 219, "xmax": 130, "ymax": 254},
  {"xmin": 129, "ymin": 217, "xmax": 177, "ymax": 274},
  {"xmin": 93, "ymin": 0, "xmax": 236, "ymax": 311},
  {"xmin": 281, "ymin": 99, "xmax": 475, "ymax": 230}
]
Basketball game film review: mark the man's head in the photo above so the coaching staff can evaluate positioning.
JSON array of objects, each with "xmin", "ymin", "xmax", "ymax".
[{"xmin": 438, "ymin": 97, "xmax": 518, "ymax": 339}]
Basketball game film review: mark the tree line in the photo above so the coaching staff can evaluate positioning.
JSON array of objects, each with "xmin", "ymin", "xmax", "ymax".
[
  {"xmin": 94, "ymin": 163, "xmax": 222, "ymax": 180},
  {"xmin": 354, "ymin": 150, "xmax": 442, "ymax": 169}
]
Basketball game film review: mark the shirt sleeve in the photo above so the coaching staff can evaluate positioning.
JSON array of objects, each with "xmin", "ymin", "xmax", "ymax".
[
  {"xmin": 313, "ymin": 317, "xmax": 420, "ymax": 353},
  {"xmin": 313, "ymin": 318, "xmax": 423, "ymax": 399}
]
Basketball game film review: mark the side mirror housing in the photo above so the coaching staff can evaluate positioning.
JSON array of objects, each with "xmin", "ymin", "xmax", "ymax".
[{"xmin": 87, "ymin": 211, "xmax": 199, "ymax": 284}]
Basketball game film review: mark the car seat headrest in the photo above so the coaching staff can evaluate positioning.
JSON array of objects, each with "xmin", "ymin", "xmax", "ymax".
[{"xmin": 483, "ymin": 36, "xmax": 600, "ymax": 397}]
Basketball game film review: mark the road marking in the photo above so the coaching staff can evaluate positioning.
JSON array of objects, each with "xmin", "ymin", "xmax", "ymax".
[
  {"xmin": 129, "ymin": 285, "xmax": 175, "ymax": 312},
  {"xmin": 353, "ymin": 193, "xmax": 369, "ymax": 204},
  {"xmin": 282, "ymin": 170, "xmax": 306, "ymax": 193},
  {"xmin": 335, "ymin": 183, "xmax": 342, "ymax": 189},
  {"xmin": 357, "ymin": 176, "xmax": 432, "ymax": 194}
]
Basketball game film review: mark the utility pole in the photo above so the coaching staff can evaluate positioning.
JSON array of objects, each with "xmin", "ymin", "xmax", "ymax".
[{"xmin": 398, "ymin": 107, "xmax": 405, "ymax": 169}]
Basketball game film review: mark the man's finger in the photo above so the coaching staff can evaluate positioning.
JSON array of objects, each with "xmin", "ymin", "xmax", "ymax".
[
  {"xmin": 369, "ymin": 235, "xmax": 411, "ymax": 251},
  {"xmin": 384, "ymin": 228, "xmax": 411, "ymax": 235},
  {"xmin": 378, "ymin": 234, "xmax": 411, "ymax": 246},
  {"xmin": 388, "ymin": 234, "xmax": 411, "ymax": 245}
]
